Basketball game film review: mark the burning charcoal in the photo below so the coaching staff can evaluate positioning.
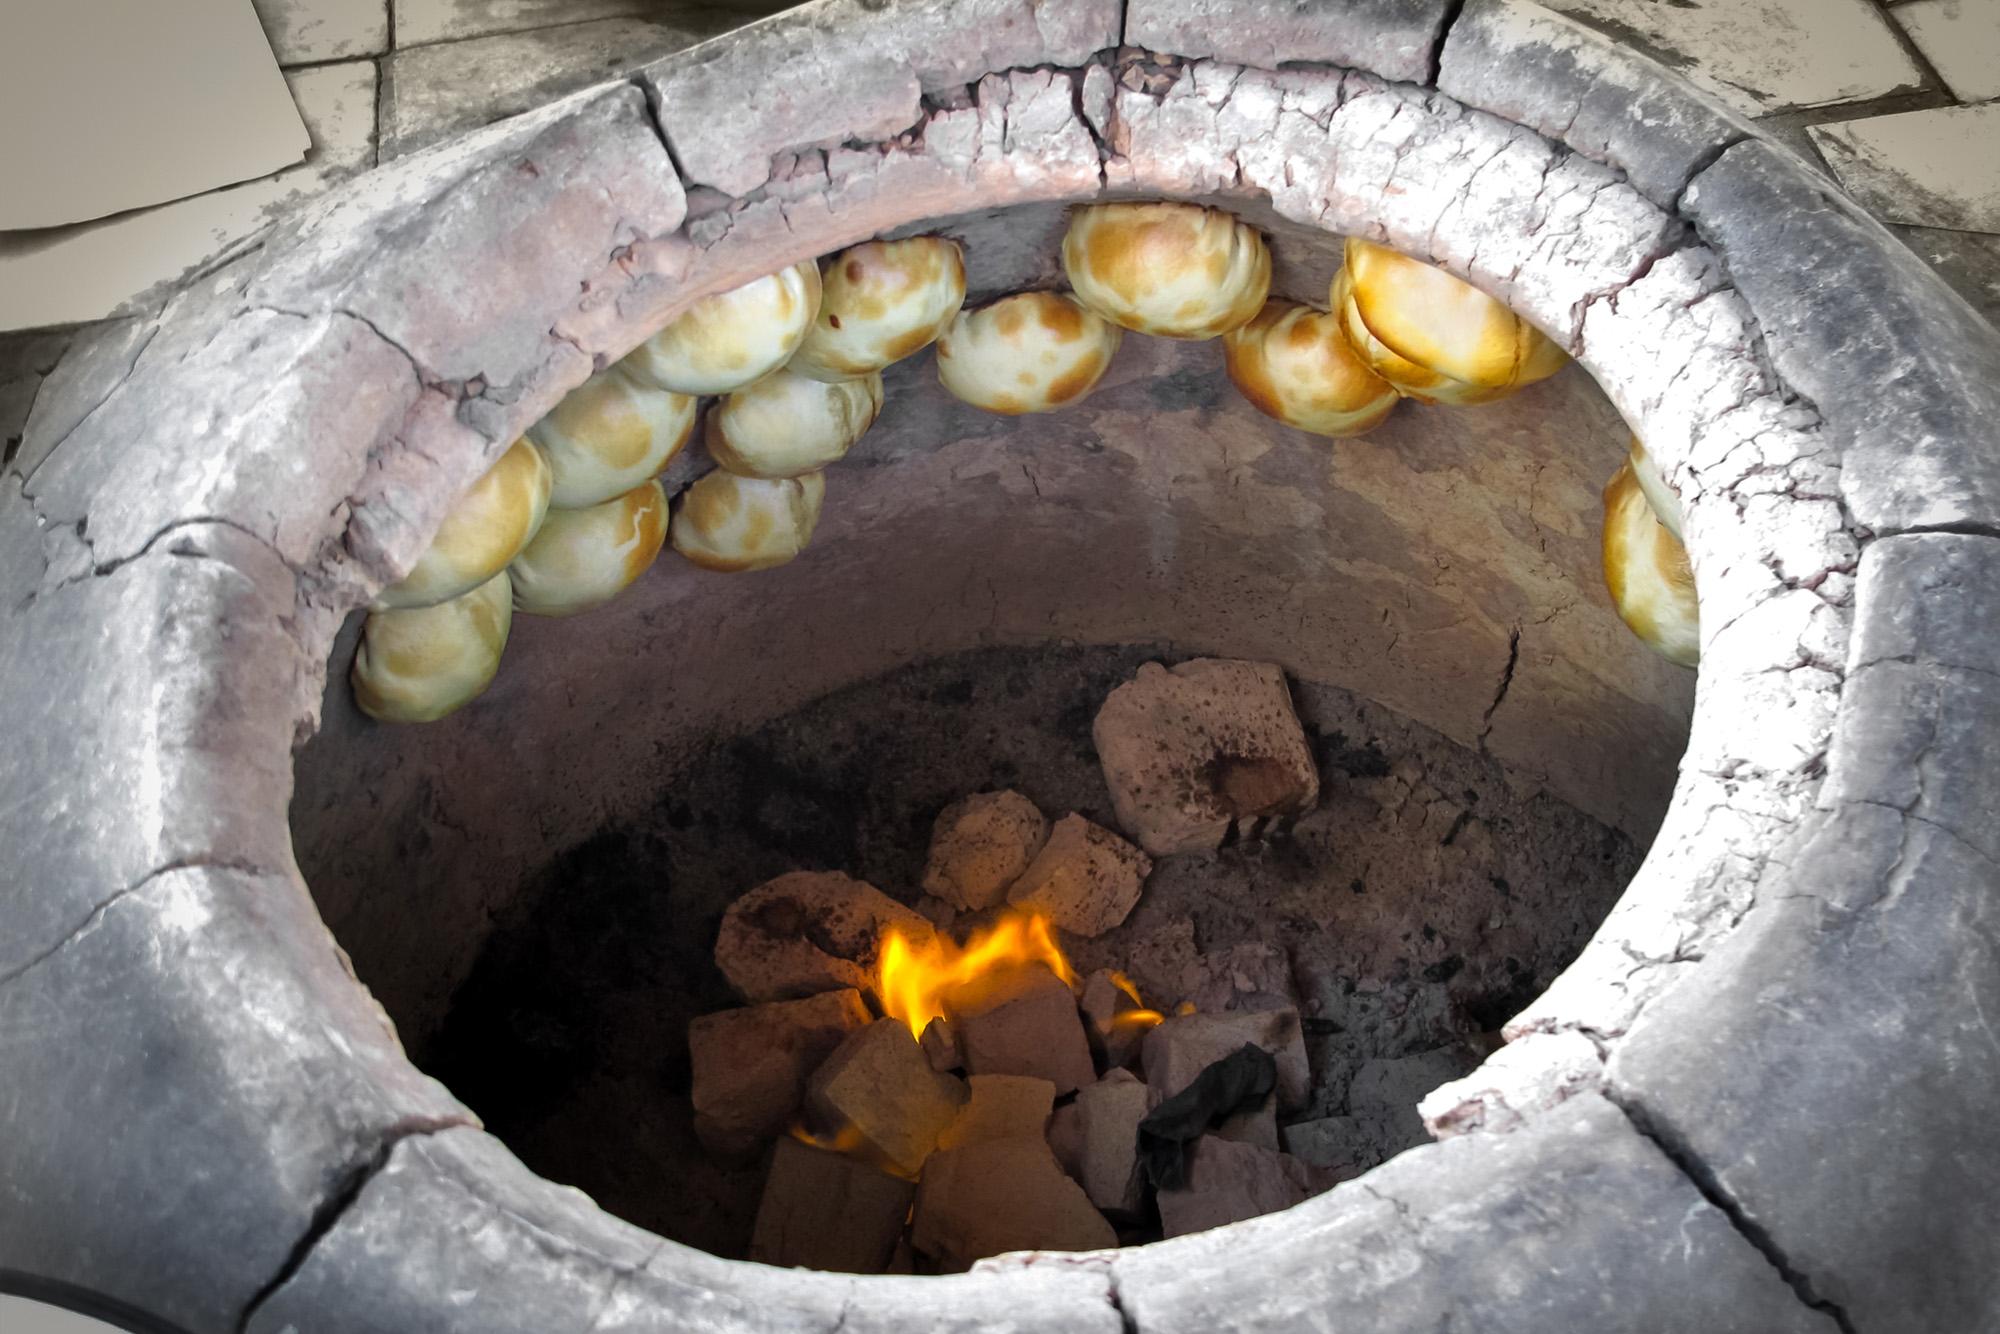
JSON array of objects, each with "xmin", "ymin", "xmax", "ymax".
[
  {"xmin": 806, "ymin": 1019, "xmax": 967, "ymax": 1175},
  {"xmin": 1005, "ymin": 815, "xmax": 1151, "ymax": 938},
  {"xmin": 1074, "ymin": 1069, "xmax": 1150, "ymax": 1216},
  {"xmin": 1181, "ymin": 942, "xmax": 1296, "ymax": 1015},
  {"xmin": 750, "ymin": 1136, "xmax": 916, "ymax": 1273},
  {"xmin": 1047, "ymin": 1102, "xmax": 1085, "ymax": 1180},
  {"xmin": 911, "ymin": 1137, "xmax": 1117, "ymax": 1268},
  {"xmin": 715, "ymin": 871, "xmax": 936, "ymax": 1003},
  {"xmin": 1141, "ymin": 1008, "xmax": 1311, "ymax": 1116},
  {"xmin": 1079, "ymin": 969, "xmax": 1160, "ymax": 1070},
  {"xmin": 922, "ymin": 791, "xmax": 1050, "ymax": 911},
  {"xmin": 1156, "ymin": 1137, "xmax": 1316, "ymax": 1239},
  {"xmin": 689, "ymin": 989, "xmax": 872, "ymax": 1160},
  {"xmin": 948, "ymin": 961, "xmax": 1096, "ymax": 1095},
  {"xmin": 1092, "ymin": 659, "xmax": 1320, "ymax": 855},
  {"xmin": 920, "ymin": 1017, "xmax": 963, "ymax": 1073},
  {"xmin": 938, "ymin": 1075, "xmax": 1056, "ymax": 1150},
  {"xmin": 1138, "ymin": 1044, "xmax": 1278, "ymax": 1189}
]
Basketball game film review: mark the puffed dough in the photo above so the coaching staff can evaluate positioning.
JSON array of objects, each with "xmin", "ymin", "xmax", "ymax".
[
  {"xmin": 352, "ymin": 570, "xmax": 513, "ymax": 723},
  {"xmin": 373, "ymin": 437, "xmax": 552, "ymax": 610},
  {"xmin": 527, "ymin": 366, "xmax": 696, "ymax": 509},
  {"xmin": 670, "ymin": 470, "xmax": 826, "ymax": 573},
  {"xmin": 1332, "ymin": 237, "xmax": 1569, "ymax": 405},
  {"xmin": 620, "ymin": 260, "xmax": 822, "ymax": 396},
  {"xmin": 1604, "ymin": 458, "xmax": 1699, "ymax": 668},
  {"xmin": 1627, "ymin": 435, "xmax": 1683, "ymax": 541},
  {"xmin": 788, "ymin": 237, "xmax": 966, "ymax": 382},
  {"xmin": 935, "ymin": 291, "xmax": 1123, "ymax": 414},
  {"xmin": 509, "ymin": 480, "xmax": 669, "ymax": 616},
  {"xmin": 1222, "ymin": 300, "xmax": 1399, "ymax": 437},
  {"xmin": 704, "ymin": 366, "xmax": 884, "ymax": 478},
  {"xmin": 1061, "ymin": 202, "xmax": 1270, "ymax": 340}
]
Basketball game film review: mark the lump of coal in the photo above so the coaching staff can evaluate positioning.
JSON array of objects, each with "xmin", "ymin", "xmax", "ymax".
[
  {"xmin": 911, "ymin": 1137, "xmax": 1117, "ymax": 1268},
  {"xmin": 1156, "ymin": 1136, "xmax": 1331, "ymax": 1239},
  {"xmin": 1092, "ymin": 658, "xmax": 1319, "ymax": 855},
  {"xmin": 948, "ymin": 961, "xmax": 1096, "ymax": 1095},
  {"xmin": 922, "ymin": 790, "xmax": 1050, "ymax": 910},
  {"xmin": 938, "ymin": 1074, "xmax": 1056, "ymax": 1150},
  {"xmin": 1141, "ymin": 1008, "xmax": 1311, "ymax": 1116},
  {"xmin": 806, "ymin": 1018, "xmax": 966, "ymax": 1175},
  {"xmin": 750, "ymin": 1136, "xmax": 916, "ymax": 1273},
  {"xmin": 688, "ymin": 988, "xmax": 872, "ymax": 1160},
  {"xmin": 1005, "ymin": 814, "xmax": 1151, "ymax": 938},
  {"xmin": 1079, "ymin": 969, "xmax": 1154, "ymax": 1070},
  {"xmin": 1074, "ymin": 1069, "xmax": 1150, "ymax": 1216},
  {"xmin": 715, "ymin": 870, "xmax": 936, "ymax": 1003},
  {"xmin": 1138, "ymin": 1043, "xmax": 1277, "ymax": 1190}
]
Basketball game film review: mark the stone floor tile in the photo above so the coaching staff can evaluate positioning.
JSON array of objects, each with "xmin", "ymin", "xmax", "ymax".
[
  {"xmin": 1892, "ymin": 0, "xmax": 2000, "ymax": 103},
  {"xmin": 1894, "ymin": 224, "xmax": 2000, "ymax": 329},
  {"xmin": 0, "ymin": 61, "xmax": 377, "ymax": 332},
  {"xmin": 394, "ymin": 0, "xmax": 769, "ymax": 47},
  {"xmin": 379, "ymin": 14, "xmax": 736, "ymax": 161},
  {"xmin": 1541, "ymin": 0, "xmax": 1925, "ymax": 115},
  {"xmin": 1809, "ymin": 102, "xmax": 2000, "ymax": 232},
  {"xmin": 253, "ymin": 0, "xmax": 389, "ymax": 63}
]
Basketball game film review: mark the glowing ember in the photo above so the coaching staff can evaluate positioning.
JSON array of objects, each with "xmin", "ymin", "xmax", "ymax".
[{"xmin": 877, "ymin": 910, "xmax": 1079, "ymax": 1038}]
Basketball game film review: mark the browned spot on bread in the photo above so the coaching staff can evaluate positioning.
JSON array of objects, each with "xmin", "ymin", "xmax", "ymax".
[
  {"xmin": 884, "ymin": 321, "xmax": 939, "ymax": 363},
  {"xmin": 1224, "ymin": 341, "xmax": 1285, "ymax": 421},
  {"xmin": 742, "ymin": 504, "xmax": 775, "ymax": 551},
  {"xmin": 1037, "ymin": 294, "xmax": 1086, "ymax": 342},
  {"xmin": 1045, "ymin": 348, "xmax": 1107, "ymax": 405}
]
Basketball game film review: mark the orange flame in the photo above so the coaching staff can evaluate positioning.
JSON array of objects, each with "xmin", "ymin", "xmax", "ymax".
[
  {"xmin": 1102, "ymin": 970, "xmax": 1164, "ymax": 1033},
  {"xmin": 877, "ymin": 910, "xmax": 1079, "ymax": 1038},
  {"xmin": 789, "ymin": 1122, "xmax": 865, "ymax": 1155}
]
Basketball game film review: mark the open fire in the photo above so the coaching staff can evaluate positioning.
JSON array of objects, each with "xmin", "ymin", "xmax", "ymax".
[
  {"xmin": 876, "ymin": 911, "xmax": 1082, "ymax": 1040},
  {"xmin": 689, "ymin": 657, "xmax": 1371, "ymax": 1274}
]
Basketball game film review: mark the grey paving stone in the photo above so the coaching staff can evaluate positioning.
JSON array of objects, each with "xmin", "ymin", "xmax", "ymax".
[
  {"xmin": 1437, "ymin": 0, "xmax": 1757, "ymax": 209},
  {"xmin": 1611, "ymin": 803, "xmax": 2000, "ymax": 1333},
  {"xmin": 1110, "ymin": 1093, "xmax": 1836, "ymax": 1333},
  {"xmin": 641, "ymin": 0, "xmax": 1121, "ymax": 195},
  {"xmin": 1892, "ymin": 0, "xmax": 2000, "ymax": 103},
  {"xmin": 1894, "ymin": 223, "xmax": 2000, "ymax": 329},
  {"xmin": 0, "ymin": 60, "xmax": 379, "ymax": 332},
  {"xmin": 393, "ymin": 0, "xmax": 729, "ymax": 47},
  {"xmin": 0, "ymin": 864, "xmax": 468, "ymax": 1334},
  {"xmin": 1681, "ymin": 140, "xmax": 2000, "ymax": 534},
  {"xmin": 1537, "ymin": 0, "xmax": 1925, "ymax": 116},
  {"xmin": 253, "ymin": 0, "xmax": 389, "ymax": 63},
  {"xmin": 1809, "ymin": 102, "xmax": 2000, "ymax": 232},
  {"xmin": 379, "ymin": 13, "xmax": 738, "ymax": 161},
  {"xmin": 1125, "ymin": 0, "xmax": 1452, "ymax": 85}
]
